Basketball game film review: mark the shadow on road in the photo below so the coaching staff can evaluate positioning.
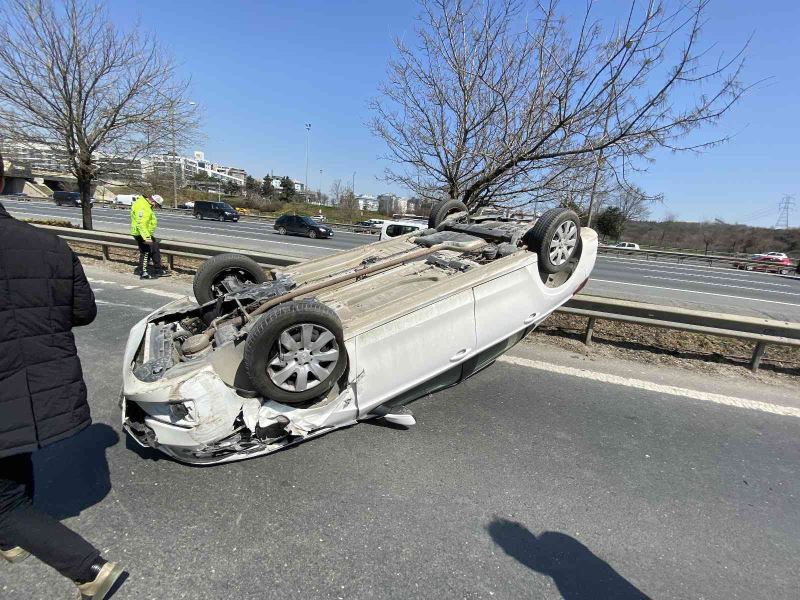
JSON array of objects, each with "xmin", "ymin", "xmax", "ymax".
[
  {"xmin": 487, "ymin": 518, "xmax": 651, "ymax": 600},
  {"xmin": 33, "ymin": 423, "xmax": 119, "ymax": 519}
]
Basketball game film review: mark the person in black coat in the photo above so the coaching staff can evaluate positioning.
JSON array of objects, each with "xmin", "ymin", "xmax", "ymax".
[{"xmin": 0, "ymin": 155, "xmax": 125, "ymax": 599}]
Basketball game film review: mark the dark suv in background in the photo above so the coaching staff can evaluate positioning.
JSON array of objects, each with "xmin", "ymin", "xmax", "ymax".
[
  {"xmin": 52, "ymin": 191, "xmax": 82, "ymax": 206},
  {"xmin": 274, "ymin": 214, "xmax": 334, "ymax": 238},
  {"xmin": 193, "ymin": 201, "xmax": 240, "ymax": 221}
]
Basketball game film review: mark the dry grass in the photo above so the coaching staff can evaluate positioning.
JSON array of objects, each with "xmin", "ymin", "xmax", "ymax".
[{"xmin": 530, "ymin": 312, "xmax": 800, "ymax": 381}]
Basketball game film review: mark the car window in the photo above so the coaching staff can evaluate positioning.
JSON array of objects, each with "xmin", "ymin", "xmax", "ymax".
[
  {"xmin": 385, "ymin": 224, "xmax": 420, "ymax": 237},
  {"xmin": 301, "ymin": 217, "xmax": 318, "ymax": 226}
]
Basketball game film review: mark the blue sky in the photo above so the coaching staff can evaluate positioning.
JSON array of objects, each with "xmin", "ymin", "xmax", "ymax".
[{"xmin": 108, "ymin": 1, "xmax": 799, "ymax": 226}]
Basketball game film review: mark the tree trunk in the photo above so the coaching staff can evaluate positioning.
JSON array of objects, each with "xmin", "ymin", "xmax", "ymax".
[{"xmin": 78, "ymin": 176, "xmax": 93, "ymax": 230}]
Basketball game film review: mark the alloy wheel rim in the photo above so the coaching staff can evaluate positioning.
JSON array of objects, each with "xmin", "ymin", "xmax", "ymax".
[
  {"xmin": 549, "ymin": 220, "xmax": 578, "ymax": 266},
  {"xmin": 267, "ymin": 323, "xmax": 339, "ymax": 392}
]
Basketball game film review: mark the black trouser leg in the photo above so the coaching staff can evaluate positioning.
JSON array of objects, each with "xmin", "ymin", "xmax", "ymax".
[
  {"xmin": 134, "ymin": 235, "xmax": 150, "ymax": 275},
  {"xmin": 150, "ymin": 236, "xmax": 162, "ymax": 270},
  {"xmin": 0, "ymin": 453, "xmax": 100, "ymax": 582}
]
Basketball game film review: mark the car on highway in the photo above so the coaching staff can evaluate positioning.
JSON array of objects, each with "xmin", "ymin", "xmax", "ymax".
[
  {"xmin": 194, "ymin": 200, "xmax": 240, "ymax": 221},
  {"xmin": 733, "ymin": 253, "xmax": 794, "ymax": 275},
  {"xmin": 121, "ymin": 202, "xmax": 597, "ymax": 464},
  {"xmin": 379, "ymin": 219, "xmax": 427, "ymax": 240},
  {"xmin": 52, "ymin": 190, "xmax": 82, "ymax": 206},
  {"xmin": 613, "ymin": 241, "xmax": 640, "ymax": 250},
  {"xmin": 177, "ymin": 201, "xmax": 195, "ymax": 210},
  {"xmin": 274, "ymin": 214, "xmax": 334, "ymax": 238}
]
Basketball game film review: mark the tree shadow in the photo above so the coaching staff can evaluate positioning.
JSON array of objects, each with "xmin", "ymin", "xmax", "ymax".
[
  {"xmin": 486, "ymin": 518, "xmax": 651, "ymax": 600},
  {"xmin": 32, "ymin": 423, "xmax": 119, "ymax": 519}
]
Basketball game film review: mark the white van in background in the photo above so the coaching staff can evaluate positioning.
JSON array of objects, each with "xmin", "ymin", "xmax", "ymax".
[
  {"xmin": 114, "ymin": 194, "xmax": 137, "ymax": 206},
  {"xmin": 379, "ymin": 219, "xmax": 427, "ymax": 241}
]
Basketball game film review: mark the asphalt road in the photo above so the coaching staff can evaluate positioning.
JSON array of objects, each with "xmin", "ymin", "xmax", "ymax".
[
  {"xmin": 1, "ymin": 267, "xmax": 798, "ymax": 599},
  {"xmin": 3, "ymin": 197, "xmax": 800, "ymax": 321},
  {"xmin": 0, "ymin": 197, "xmax": 371, "ymax": 260},
  {"xmin": 587, "ymin": 255, "xmax": 800, "ymax": 322}
]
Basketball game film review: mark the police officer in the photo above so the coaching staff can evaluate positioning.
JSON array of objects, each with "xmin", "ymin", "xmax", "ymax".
[{"xmin": 130, "ymin": 194, "xmax": 167, "ymax": 279}]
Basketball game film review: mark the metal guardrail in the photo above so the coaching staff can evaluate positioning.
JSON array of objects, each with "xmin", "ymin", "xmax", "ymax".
[
  {"xmin": 31, "ymin": 224, "xmax": 800, "ymax": 372},
  {"xmin": 35, "ymin": 224, "xmax": 302, "ymax": 269},
  {"xmin": 598, "ymin": 244, "xmax": 798, "ymax": 273},
  {"xmin": 558, "ymin": 295, "xmax": 800, "ymax": 372}
]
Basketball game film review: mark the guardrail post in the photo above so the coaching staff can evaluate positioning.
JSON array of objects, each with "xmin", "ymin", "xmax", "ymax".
[
  {"xmin": 584, "ymin": 316, "xmax": 597, "ymax": 345},
  {"xmin": 750, "ymin": 341, "xmax": 767, "ymax": 373},
  {"xmin": 166, "ymin": 253, "xmax": 174, "ymax": 270},
  {"xmin": 101, "ymin": 244, "xmax": 110, "ymax": 262}
]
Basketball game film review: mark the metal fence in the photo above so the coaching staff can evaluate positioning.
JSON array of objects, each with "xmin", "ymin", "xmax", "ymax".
[{"xmin": 34, "ymin": 224, "xmax": 800, "ymax": 372}]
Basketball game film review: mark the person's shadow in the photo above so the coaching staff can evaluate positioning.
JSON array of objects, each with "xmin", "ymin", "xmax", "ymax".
[
  {"xmin": 32, "ymin": 423, "xmax": 119, "ymax": 519},
  {"xmin": 487, "ymin": 518, "xmax": 651, "ymax": 599}
]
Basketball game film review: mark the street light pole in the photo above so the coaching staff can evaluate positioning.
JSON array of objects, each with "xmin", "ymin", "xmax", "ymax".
[
  {"xmin": 170, "ymin": 103, "xmax": 177, "ymax": 208},
  {"xmin": 304, "ymin": 123, "xmax": 311, "ymax": 200},
  {"xmin": 318, "ymin": 169, "xmax": 322, "ymax": 204}
]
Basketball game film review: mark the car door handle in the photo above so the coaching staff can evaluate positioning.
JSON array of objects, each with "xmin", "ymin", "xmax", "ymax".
[
  {"xmin": 523, "ymin": 313, "xmax": 538, "ymax": 324},
  {"xmin": 450, "ymin": 348, "xmax": 471, "ymax": 362}
]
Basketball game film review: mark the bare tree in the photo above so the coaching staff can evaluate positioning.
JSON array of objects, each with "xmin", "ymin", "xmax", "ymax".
[
  {"xmin": 0, "ymin": 0, "xmax": 199, "ymax": 228},
  {"xmin": 611, "ymin": 183, "xmax": 661, "ymax": 222},
  {"xmin": 371, "ymin": 0, "xmax": 750, "ymax": 213},
  {"xmin": 330, "ymin": 179, "xmax": 344, "ymax": 206},
  {"xmin": 338, "ymin": 185, "xmax": 360, "ymax": 223}
]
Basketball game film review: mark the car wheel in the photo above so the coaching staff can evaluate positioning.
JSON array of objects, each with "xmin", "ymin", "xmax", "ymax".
[
  {"xmin": 308, "ymin": 229, "xmax": 317, "ymax": 239},
  {"xmin": 278, "ymin": 226, "xmax": 287, "ymax": 235},
  {"xmin": 780, "ymin": 268, "xmax": 789, "ymax": 275},
  {"xmin": 428, "ymin": 198, "xmax": 469, "ymax": 229},
  {"xmin": 194, "ymin": 213, "xmax": 199, "ymax": 219},
  {"xmin": 244, "ymin": 299, "xmax": 347, "ymax": 404},
  {"xmin": 522, "ymin": 208, "xmax": 581, "ymax": 274},
  {"xmin": 218, "ymin": 215, "xmax": 224, "ymax": 222},
  {"xmin": 193, "ymin": 253, "xmax": 269, "ymax": 305},
  {"xmin": 745, "ymin": 265, "xmax": 753, "ymax": 271}
]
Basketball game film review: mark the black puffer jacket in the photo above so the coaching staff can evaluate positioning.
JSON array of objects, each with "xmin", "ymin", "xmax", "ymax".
[{"xmin": 0, "ymin": 203, "xmax": 97, "ymax": 458}]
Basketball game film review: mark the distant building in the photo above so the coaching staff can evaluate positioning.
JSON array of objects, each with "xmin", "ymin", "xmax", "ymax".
[
  {"xmin": 144, "ymin": 150, "xmax": 246, "ymax": 187},
  {"xmin": 357, "ymin": 194, "xmax": 378, "ymax": 212}
]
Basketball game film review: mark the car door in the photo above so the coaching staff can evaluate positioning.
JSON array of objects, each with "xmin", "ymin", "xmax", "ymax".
[
  {"xmin": 472, "ymin": 258, "xmax": 541, "ymax": 352},
  {"xmin": 353, "ymin": 289, "xmax": 477, "ymax": 413},
  {"xmin": 290, "ymin": 216, "xmax": 303, "ymax": 234}
]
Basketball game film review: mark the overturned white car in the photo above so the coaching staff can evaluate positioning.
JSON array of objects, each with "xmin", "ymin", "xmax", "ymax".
[{"xmin": 122, "ymin": 202, "xmax": 597, "ymax": 464}]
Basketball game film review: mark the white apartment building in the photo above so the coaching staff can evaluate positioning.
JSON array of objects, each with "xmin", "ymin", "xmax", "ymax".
[{"xmin": 144, "ymin": 151, "xmax": 246, "ymax": 186}]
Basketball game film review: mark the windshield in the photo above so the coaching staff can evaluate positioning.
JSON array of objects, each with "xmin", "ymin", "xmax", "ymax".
[{"xmin": 214, "ymin": 203, "xmax": 235, "ymax": 211}]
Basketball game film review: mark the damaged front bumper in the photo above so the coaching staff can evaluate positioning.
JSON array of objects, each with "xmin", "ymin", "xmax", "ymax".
[{"xmin": 121, "ymin": 298, "xmax": 359, "ymax": 465}]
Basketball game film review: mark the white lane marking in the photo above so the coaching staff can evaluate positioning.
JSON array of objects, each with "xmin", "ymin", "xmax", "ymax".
[
  {"xmin": 599, "ymin": 260, "xmax": 796, "ymax": 288},
  {"xmin": 87, "ymin": 278, "xmax": 117, "ymax": 285},
  {"xmin": 598, "ymin": 254, "xmax": 794, "ymax": 281},
  {"xmin": 498, "ymin": 355, "xmax": 800, "ymax": 418},
  {"xmin": 7, "ymin": 202, "xmax": 371, "ymax": 240},
  {"xmin": 590, "ymin": 279, "xmax": 800, "ymax": 308},
  {"xmin": 139, "ymin": 288, "xmax": 187, "ymax": 299},
  {"xmin": 637, "ymin": 274, "xmax": 800, "ymax": 296},
  {"xmin": 96, "ymin": 299, "xmax": 154, "ymax": 312}
]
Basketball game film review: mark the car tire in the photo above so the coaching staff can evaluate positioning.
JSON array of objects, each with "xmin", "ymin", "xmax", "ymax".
[
  {"xmin": 244, "ymin": 299, "xmax": 347, "ymax": 405},
  {"xmin": 745, "ymin": 265, "xmax": 753, "ymax": 271},
  {"xmin": 218, "ymin": 215, "xmax": 224, "ymax": 222},
  {"xmin": 308, "ymin": 229, "xmax": 317, "ymax": 239},
  {"xmin": 428, "ymin": 198, "xmax": 469, "ymax": 229},
  {"xmin": 522, "ymin": 208, "xmax": 581, "ymax": 274},
  {"xmin": 193, "ymin": 253, "xmax": 269, "ymax": 305},
  {"xmin": 278, "ymin": 226, "xmax": 287, "ymax": 235},
  {"xmin": 194, "ymin": 213, "xmax": 199, "ymax": 219},
  {"xmin": 779, "ymin": 268, "xmax": 789, "ymax": 275}
]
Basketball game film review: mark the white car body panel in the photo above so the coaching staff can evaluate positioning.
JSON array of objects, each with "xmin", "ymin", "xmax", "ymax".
[{"xmin": 122, "ymin": 223, "xmax": 598, "ymax": 465}]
